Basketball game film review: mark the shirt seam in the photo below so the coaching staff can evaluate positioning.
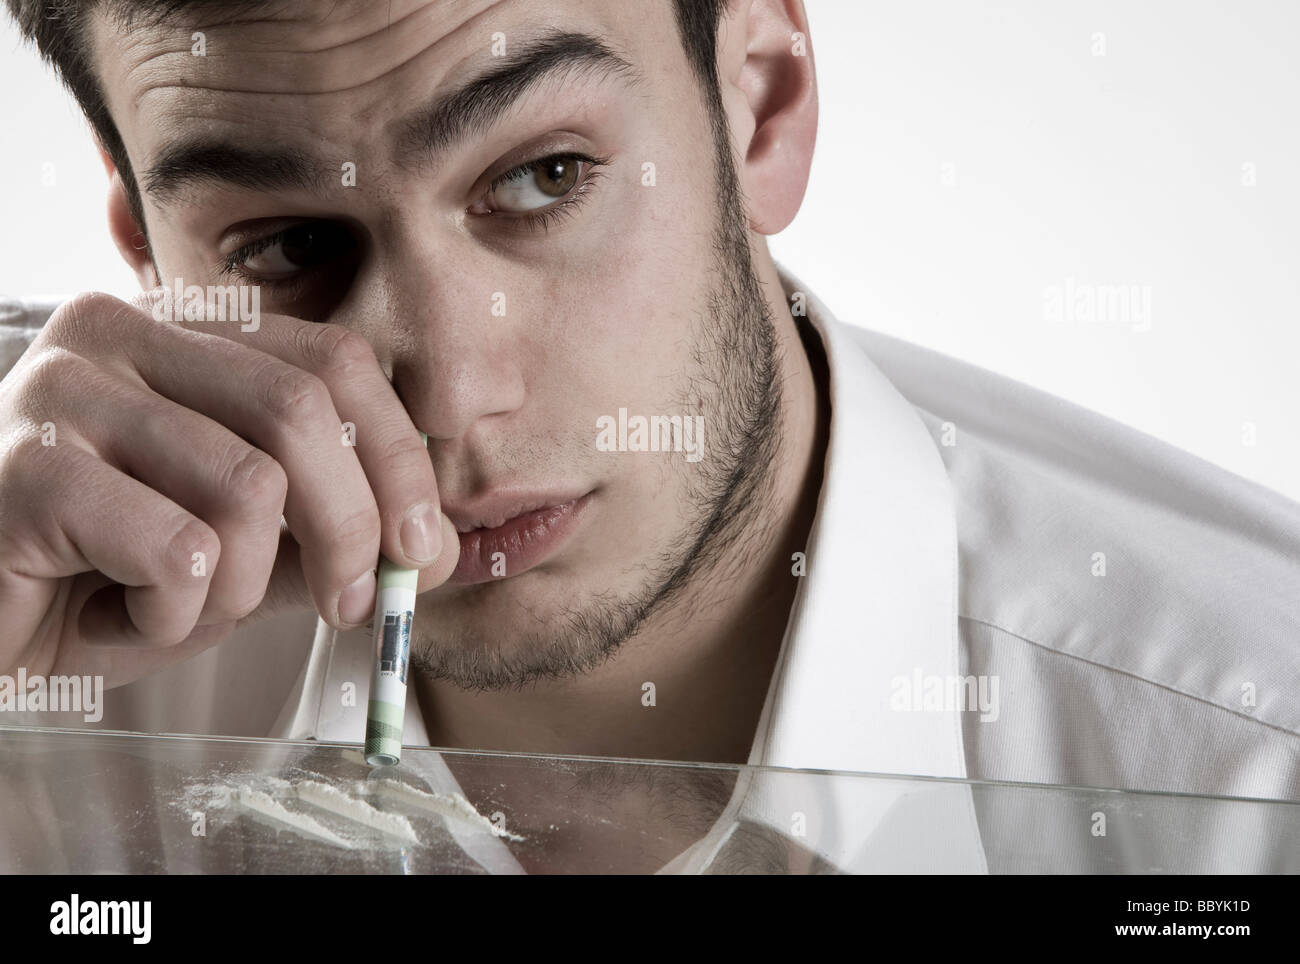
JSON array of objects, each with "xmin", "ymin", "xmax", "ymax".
[{"xmin": 958, "ymin": 612, "xmax": 1300, "ymax": 740}]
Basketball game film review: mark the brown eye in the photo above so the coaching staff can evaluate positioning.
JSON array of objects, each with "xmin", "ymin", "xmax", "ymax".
[
  {"xmin": 534, "ymin": 158, "xmax": 580, "ymax": 197},
  {"xmin": 482, "ymin": 155, "xmax": 591, "ymax": 214}
]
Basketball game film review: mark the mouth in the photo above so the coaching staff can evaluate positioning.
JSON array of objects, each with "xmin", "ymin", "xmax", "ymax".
[{"xmin": 443, "ymin": 491, "xmax": 594, "ymax": 586}]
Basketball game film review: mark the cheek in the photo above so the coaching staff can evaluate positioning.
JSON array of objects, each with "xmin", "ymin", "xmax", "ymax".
[
  {"xmin": 530, "ymin": 161, "xmax": 716, "ymax": 422},
  {"xmin": 516, "ymin": 188, "xmax": 715, "ymax": 553}
]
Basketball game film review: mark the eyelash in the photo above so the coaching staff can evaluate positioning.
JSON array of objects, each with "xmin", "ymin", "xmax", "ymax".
[
  {"xmin": 486, "ymin": 152, "xmax": 609, "ymax": 233},
  {"xmin": 218, "ymin": 151, "xmax": 609, "ymax": 285},
  {"xmin": 220, "ymin": 234, "xmax": 284, "ymax": 278}
]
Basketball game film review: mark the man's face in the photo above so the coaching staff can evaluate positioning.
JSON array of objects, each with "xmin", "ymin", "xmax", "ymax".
[{"xmin": 91, "ymin": 0, "xmax": 780, "ymax": 686}]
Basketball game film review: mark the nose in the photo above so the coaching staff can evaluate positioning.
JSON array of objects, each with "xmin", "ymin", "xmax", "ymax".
[{"xmin": 361, "ymin": 246, "xmax": 527, "ymax": 443}]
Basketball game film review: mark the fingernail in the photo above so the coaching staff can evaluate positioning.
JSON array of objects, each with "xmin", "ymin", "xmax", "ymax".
[
  {"xmin": 401, "ymin": 502, "xmax": 442, "ymax": 564},
  {"xmin": 339, "ymin": 569, "xmax": 376, "ymax": 626}
]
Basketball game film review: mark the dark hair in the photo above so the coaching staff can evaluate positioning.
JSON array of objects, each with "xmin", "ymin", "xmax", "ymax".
[{"xmin": 6, "ymin": 0, "xmax": 727, "ymax": 240}]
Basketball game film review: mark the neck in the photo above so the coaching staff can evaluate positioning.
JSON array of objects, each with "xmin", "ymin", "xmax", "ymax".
[{"xmin": 415, "ymin": 249, "xmax": 828, "ymax": 764}]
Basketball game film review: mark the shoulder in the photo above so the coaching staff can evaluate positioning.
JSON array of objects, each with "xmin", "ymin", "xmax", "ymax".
[{"xmin": 839, "ymin": 322, "xmax": 1300, "ymax": 739}]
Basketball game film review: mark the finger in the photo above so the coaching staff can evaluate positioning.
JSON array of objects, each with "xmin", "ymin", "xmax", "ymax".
[
  {"xmin": 415, "ymin": 512, "xmax": 462, "ymax": 593},
  {"xmin": 249, "ymin": 514, "xmax": 460, "ymax": 628},
  {"xmin": 206, "ymin": 320, "xmax": 442, "ymax": 572},
  {"xmin": 4, "ymin": 439, "xmax": 218, "ymax": 646},
  {"xmin": 244, "ymin": 526, "xmax": 314, "ymax": 625},
  {"xmin": 60, "ymin": 304, "xmax": 383, "ymax": 630},
  {"xmin": 70, "ymin": 381, "xmax": 287, "ymax": 627}
]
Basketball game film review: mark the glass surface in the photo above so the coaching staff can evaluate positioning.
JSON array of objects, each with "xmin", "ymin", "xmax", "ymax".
[{"xmin": 1, "ymin": 724, "xmax": 1296, "ymax": 874}]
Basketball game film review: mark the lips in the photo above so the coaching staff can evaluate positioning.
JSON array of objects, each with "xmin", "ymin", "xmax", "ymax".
[{"xmin": 444, "ymin": 492, "xmax": 592, "ymax": 586}]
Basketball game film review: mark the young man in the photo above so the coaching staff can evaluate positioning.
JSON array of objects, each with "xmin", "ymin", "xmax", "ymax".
[{"xmin": 2, "ymin": 1, "xmax": 1297, "ymax": 871}]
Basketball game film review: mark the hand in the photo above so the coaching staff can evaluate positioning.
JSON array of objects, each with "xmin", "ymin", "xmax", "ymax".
[{"xmin": 0, "ymin": 291, "xmax": 459, "ymax": 688}]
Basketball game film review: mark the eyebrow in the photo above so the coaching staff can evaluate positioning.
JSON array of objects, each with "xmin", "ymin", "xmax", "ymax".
[
  {"xmin": 395, "ymin": 31, "xmax": 636, "ymax": 164},
  {"xmin": 140, "ymin": 29, "xmax": 637, "ymax": 206},
  {"xmin": 142, "ymin": 144, "xmax": 329, "ymax": 204}
]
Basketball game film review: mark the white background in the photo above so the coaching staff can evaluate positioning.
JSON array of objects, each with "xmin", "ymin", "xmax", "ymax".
[{"xmin": 2, "ymin": 1, "xmax": 1297, "ymax": 501}]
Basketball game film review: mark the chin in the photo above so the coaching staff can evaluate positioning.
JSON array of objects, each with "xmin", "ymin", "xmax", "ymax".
[{"xmin": 425, "ymin": 567, "xmax": 583, "ymax": 639}]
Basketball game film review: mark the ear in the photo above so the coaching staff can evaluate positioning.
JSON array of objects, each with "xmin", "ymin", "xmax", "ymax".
[
  {"xmin": 716, "ymin": 0, "xmax": 818, "ymax": 235},
  {"xmin": 99, "ymin": 145, "xmax": 159, "ymax": 289}
]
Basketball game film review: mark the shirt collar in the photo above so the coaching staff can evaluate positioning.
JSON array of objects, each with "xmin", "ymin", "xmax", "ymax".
[{"xmin": 748, "ymin": 266, "xmax": 967, "ymax": 779}]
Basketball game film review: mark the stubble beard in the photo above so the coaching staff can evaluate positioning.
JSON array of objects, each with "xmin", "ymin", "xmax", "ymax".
[{"xmin": 411, "ymin": 138, "xmax": 786, "ymax": 692}]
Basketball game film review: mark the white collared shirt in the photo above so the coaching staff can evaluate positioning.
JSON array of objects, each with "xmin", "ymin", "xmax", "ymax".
[{"xmin": 3, "ymin": 272, "xmax": 1298, "ymax": 872}]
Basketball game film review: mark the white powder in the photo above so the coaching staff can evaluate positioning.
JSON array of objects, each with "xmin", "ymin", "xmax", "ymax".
[
  {"xmin": 234, "ymin": 787, "xmax": 356, "ymax": 849},
  {"xmin": 178, "ymin": 769, "xmax": 524, "ymax": 851},
  {"xmin": 297, "ymin": 781, "xmax": 421, "ymax": 846},
  {"xmin": 373, "ymin": 779, "xmax": 525, "ymax": 841}
]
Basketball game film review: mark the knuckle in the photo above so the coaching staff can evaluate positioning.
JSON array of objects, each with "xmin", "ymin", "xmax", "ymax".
[
  {"xmin": 49, "ymin": 292, "xmax": 134, "ymax": 349},
  {"xmin": 23, "ymin": 346, "xmax": 83, "ymax": 393},
  {"xmin": 164, "ymin": 516, "xmax": 220, "ymax": 581},
  {"xmin": 15, "ymin": 348, "xmax": 123, "ymax": 424},
  {"xmin": 133, "ymin": 401, "xmax": 179, "ymax": 448},
  {"xmin": 297, "ymin": 324, "xmax": 374, "ymax": 378},
  {"xmin": 3, "ymin": 426, "xmax": 56, "ymax": 472},
  {"xmin": 211, "ymin": 583, "xmax": 267, "ymax": 623},
  {"xmin": 331, "ymin": 503, "xmax": 381, "ymax": 559},
  {"xmin": 0, "ymin": 421, "xmax": 78, "ymax": 497},
  {"xmin": 262, "ymin": 366, "xmax": 330, "ymax": 427},
  {"xmin": 229, "ymin": 589, "xmax": 267, "ymax": 621},
  {"xmin": 225, "ymin": 446, "xmax": 288, "ymax": 511},
  {"xmin": 371, "ymin": 430, "xmax": 431, "ymax": 481}
]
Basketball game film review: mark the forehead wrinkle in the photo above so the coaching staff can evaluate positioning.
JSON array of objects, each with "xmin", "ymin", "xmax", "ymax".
[
  {"xmin": 105, "ymin": 0, "xmax": 512, "ymax": 105},
  {"xmin": 107, "ymin": 0, "xmax": 473, "ymax": 49},
  {"xmin": 111, "ymin": 0, "xmax": 479, "ymax": 33},
  {"xmin": 237, "ymin": 0, "xmax": 495, "ymax": 55}
]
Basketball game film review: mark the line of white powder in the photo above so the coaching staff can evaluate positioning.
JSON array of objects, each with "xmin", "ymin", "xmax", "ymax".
[
  {"xmin": 234, "ymin": 787, "xmax": 356, "ymax": 849},
  {"xmin": 372, "ymin": 779, "xmax": 526, "ymax": 841},
  {"xmin": 296, "ymin": 781, "xmax": 421, "ymax": 846},
  {"xmin": 184, "ymin": 772, "xmax": 524, "ymax": 848}
]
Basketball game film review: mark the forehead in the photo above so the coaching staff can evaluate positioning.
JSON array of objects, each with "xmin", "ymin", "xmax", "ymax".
[{"xmin": 89, "ymin": 0, "xmax": 679, "ymax": 159}]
